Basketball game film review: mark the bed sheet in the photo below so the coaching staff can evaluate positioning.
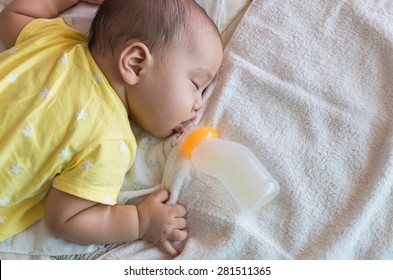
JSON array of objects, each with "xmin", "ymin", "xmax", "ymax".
[{"xmin": 0, "ymin": 0, "xmax": 252, "ymax": 259}]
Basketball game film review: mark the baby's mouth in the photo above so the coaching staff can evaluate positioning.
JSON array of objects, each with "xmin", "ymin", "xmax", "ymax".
[{"xmin": 174, "ymin": 117, "xmax": 196, "ymax": 133}]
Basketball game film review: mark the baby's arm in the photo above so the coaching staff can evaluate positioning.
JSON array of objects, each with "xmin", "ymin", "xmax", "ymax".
[
  {"xmin": 45, "ymin": 187, "xmax": 187, "ymax": 257},
  {"xmin": 0, "ymin": 0, "xmax": 102, "ymax": 49}
]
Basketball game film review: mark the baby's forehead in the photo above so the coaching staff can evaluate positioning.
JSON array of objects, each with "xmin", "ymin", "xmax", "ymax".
[{"xmin": 185, "ymin": 19, "xmax": 221, "ymax": 44}]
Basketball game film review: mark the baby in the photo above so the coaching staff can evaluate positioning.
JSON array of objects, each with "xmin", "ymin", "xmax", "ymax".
[{"xmin": 0, "ymin": 0, "xmax": 223, "ymax": 257}]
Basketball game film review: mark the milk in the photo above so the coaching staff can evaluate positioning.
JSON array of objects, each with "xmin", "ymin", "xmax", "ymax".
[{"xmin": 182, "ymin": 126, "xmax": 280, "ymax": 212}]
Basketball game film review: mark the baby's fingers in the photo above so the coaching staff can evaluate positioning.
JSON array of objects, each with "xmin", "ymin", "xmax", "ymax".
[
  {"xmin": 171, "ymin": 204, "xmax": 187, "ymax": 218},
  {"xmin": 172, "ymin": 217, "xmax": 187, "ymax": 234},
  {"xmin": 168, "ymin": 228, "xmax": 188, "ymax": 241},
  {"xmin": 157, "ymin": 239, "xmax": 180, "ymax": 257}
]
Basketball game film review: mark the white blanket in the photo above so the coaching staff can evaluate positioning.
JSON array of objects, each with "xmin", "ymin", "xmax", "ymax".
[{"xmin": 99, "ymin": 0, "xmax": 393, "ymax": 259}]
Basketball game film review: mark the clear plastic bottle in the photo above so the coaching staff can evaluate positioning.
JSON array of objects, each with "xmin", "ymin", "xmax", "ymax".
[{"xmin": 182, "ymin": 126, "xmax": 280, "ymax": 212}]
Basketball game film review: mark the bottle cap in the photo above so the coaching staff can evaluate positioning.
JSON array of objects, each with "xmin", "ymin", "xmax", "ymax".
[{"xmin": 182, "ymin": 126, "xmax": 219, "ymax": 159}]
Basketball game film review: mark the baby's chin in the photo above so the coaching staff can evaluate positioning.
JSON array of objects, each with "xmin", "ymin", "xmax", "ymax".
[
  {"xmin": 141, "ymin": 121, "xmax": 191, "ymax": 138},
  {"xmin": 145, "ymin": 127, "xmax": 175, "ymax": 139}
]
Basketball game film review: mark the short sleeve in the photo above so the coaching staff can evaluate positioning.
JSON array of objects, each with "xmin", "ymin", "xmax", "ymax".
[
  {"xmin": 16, "ymin": 18, "xmax": 85, "ymax": 46},
  {"xmin": 52, "ymin": 139, "xmax": 135, "ymax": 205}
]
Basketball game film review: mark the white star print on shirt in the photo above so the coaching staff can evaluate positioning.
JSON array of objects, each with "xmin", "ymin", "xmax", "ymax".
[
  {"xmin": 60, "ymin": 54, "xmax": 68, "ymax": 64},
  {"xmin": 102, "ymin": 196, "xmax": 111, "ymax": 204},
  {"xmin": 41, "ymin": 88, "xmax": 50, "ymax": 99},
  {"xmin": 59, "ymin": 148, "xmax": 70, "ymax": 160},
  {"xmin": 77, "ymin": 110, "xmax": 88, "ymax": 121},
  {"xmin": 9, "ymin": 47, "xmax": 19, "ymax": 55},
  {"xmin": 8, "ymin": 73, "xmax": 18, "ymax": 84},
  {"xmin": 22, "ymin": 127, "xmax": 34, "ymax": 138},
  {"xmin": 92, "ymin": 73, "xmax": 102, "ymax": 84},
  {"xmin": 120, "ymin": 106, "xmax": 127, "ymax": 116},
  {"xmin": 119, "ymin": 142, "xmax": 128, "ymax": 153},
  {"xmin": 0, "ymin": 198, "xmax": 9, "ymax": 206},
  {"xmin": 83, "ymin": 161, "xmax": 93, "ymax": 171},
  {"xmin": 11, "ymin": 165, "xmax": 21, "ymax": 175}
]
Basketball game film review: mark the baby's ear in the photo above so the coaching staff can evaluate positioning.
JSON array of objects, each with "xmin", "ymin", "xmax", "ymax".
[{"xmin": 118, "ymin": 42, "xmax": 152, "ymax": 85}]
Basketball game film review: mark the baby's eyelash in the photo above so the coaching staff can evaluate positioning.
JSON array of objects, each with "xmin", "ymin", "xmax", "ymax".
[{"xmin": 192, "ymin": 81, "xmax": 199, "ymax": 90}]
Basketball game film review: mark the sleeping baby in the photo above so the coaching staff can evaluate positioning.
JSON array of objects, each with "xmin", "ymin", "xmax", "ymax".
[{"xmin": 0, "ymin": 0, "xmax": 222, "ymax": 257}]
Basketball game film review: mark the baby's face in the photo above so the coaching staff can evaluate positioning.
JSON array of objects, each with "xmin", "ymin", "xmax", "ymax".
[{"xmin": 127, "ymin": 27, "xmax": 223, "ymax": 138}]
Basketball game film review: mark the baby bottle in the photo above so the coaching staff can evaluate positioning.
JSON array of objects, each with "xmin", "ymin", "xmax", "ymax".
[{"xmin": 182, "ymin": 126, "xmax": 280, "ymax": 212}]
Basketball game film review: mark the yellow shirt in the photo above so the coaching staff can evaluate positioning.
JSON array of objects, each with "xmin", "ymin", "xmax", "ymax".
[{"xmin": 0, "ymin": 18, "xmax": 136, "ymax": 242}]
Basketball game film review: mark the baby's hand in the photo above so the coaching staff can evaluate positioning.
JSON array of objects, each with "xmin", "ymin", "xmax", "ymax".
[{"xmin": 137, "ymin": 189, "xmax": 187, "ymax": 257}]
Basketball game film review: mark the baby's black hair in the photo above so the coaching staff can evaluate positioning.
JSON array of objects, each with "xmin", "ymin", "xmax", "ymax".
[{"xmin": 88, "ymin": 0, "xmax": 220, "ymax": 55}]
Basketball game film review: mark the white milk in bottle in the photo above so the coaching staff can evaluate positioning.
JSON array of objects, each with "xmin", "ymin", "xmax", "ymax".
[{"xmin": 182, "ymin": 126, "xmax": 280, "ymax": 212}]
